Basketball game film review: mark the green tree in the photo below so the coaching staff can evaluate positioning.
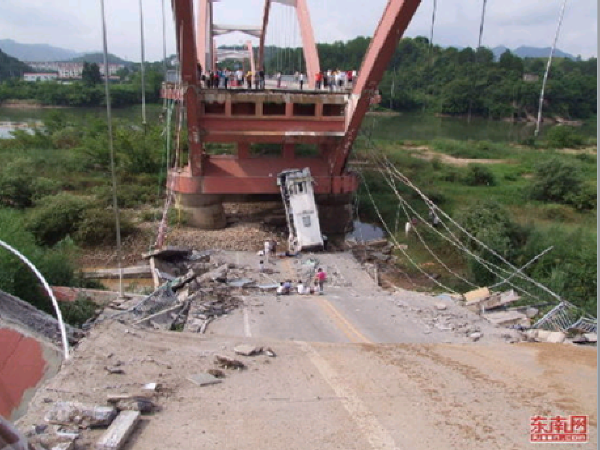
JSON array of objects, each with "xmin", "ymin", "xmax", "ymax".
[{"xmin": 82, "ymin": 62, "xmax": 102, "ymax": 86}]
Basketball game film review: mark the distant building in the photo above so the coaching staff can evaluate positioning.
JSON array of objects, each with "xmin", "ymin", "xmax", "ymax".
[
  {"xmin": 25, "ymin": 61, "xmax": 124, "ymax": 80},
  {"xmin": 523, "ymin": 73, "xmax": 540, "ymax": 82},
  {"xmin": 23, "ymin": 72, "xmax": 58, "ymax": 82}
]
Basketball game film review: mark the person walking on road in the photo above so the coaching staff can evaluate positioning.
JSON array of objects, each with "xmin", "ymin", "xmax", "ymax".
[{"xmin": 314, "ymin": 268, "xmax": 327, "ymax": 295}]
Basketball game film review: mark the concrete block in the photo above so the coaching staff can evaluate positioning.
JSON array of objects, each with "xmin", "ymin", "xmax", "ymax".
[
  {"xmin": 187, "ymin": 373, "xmax": 222, "ymax": 386},
  {"xmin": 96, "ymin": 411, "xmax": 140, "ymax": 450},
  {"xmin": 584, "ymin": 333, "xmax": 598, "ymax": 343},
  {"xmin": 233, "ymin": 345, "xmax": 261, "ymax": 356},
  {"xmin": 45, "ymin": 402, "xmax": 117, "ymax": 427},
  {"xmin": 464, "ymin": 287, "xmax": 490, "ymax": 305},
  {"xmin": 483, "ymin": 310, "xmax": 528, "ymax": 327},
  {"xmin": 536, "ymin": 330, "xmax": 553, "ymax": 341},
  {"xmin": 546, "ymin": 332, "xmax": 566, "ymax": 343}
]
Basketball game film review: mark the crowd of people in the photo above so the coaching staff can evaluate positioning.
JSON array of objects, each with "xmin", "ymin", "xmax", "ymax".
[
  {"xmin": 314, "ymin": 69, "xmax": 357, "ymax": 91},
  {"xmin": 198, "ymin": 65, "xmax": 266, "ymax": 90},
  {"xmin": 196, "ymin": 63, "xmax": 357, "ymax": 92},
  {"xmin": 256, "ymin": 238, "xmax": 328, "ymax": 296},
  {"xmin": 275, "ymin": 268, "xmax": 327, "ymax": 296}
]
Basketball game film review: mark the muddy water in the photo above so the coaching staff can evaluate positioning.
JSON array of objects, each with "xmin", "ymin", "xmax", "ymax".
[{"xmin": 346, "ymin": 220, "xmax": 385, "ymax": 242}]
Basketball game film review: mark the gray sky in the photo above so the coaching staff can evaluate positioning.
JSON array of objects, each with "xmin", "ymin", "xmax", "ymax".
[{"xmin": 0, "ymin": 0, "xmax": 597, "ymax": 61}]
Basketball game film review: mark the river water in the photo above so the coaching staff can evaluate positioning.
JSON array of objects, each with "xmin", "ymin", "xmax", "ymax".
[{"xmin": 0, "ymin": 106, "xmax": 596, "ymax": 142}]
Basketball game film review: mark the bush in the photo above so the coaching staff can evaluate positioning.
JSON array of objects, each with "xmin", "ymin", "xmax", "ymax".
[
  {"xmin": 454, "ymin": 200, "xmax": 529, "ymax": 286},
  {"xmin": 26, "ymin": 193, "xmax": 92, "ymax": 246},
  {"xmin": 59, "ymin": 295, "xmax": 98, "ymax": 327},
  {"xmin": 74, "ymin": 207, "xmax": 136, "ymax": 245},
  {"xmin": 93, "ymin": 183, "xmax": 159, "ymax": 209},
  {"xmin": 529, "ymin": 157, "xmax": 588, "ymax": 206},
  {"xmin": 0, "ymin": 208, "xmax": 77, "ymax": 313},
  {"xmin": 520, "ymin": 226, "xmax": 596, "ymax": 315},
  {"xmin": 544, "ymin": 126, "xmax": 584, "ymax": 148},
  {"xmin": 0, "ymin": 158, "xmax": 36, "ymax": 208},
  {"xmin": 463, "ymin": 164, "xmax": 497, "ymax": 186}
]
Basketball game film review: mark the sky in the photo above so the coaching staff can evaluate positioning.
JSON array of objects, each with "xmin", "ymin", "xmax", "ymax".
[{"xmin": 0, "ymin": 0, "xmax": 597, "ymax": 62}]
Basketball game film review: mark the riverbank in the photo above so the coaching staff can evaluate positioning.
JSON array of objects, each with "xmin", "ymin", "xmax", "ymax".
[{"xmin": 0, "ymin": 100, "xmax": 68, "ymax": 109}]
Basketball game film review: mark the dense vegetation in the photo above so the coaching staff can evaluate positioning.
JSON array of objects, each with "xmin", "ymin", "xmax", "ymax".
[
  {"xmin": 0, "ymin": 61, "xmax": 165, "ymax": 107},
  {"xmin": 354, "ymin": 129, "xmax": 597, "ymax": 315},
  {"xmin": 0, "ymin": 48, "xmax": 31, "ymax": 81},
  {"xmin": 0, "ymin": 109, "xmax": 167, "ymax": 322},
  {"xmin": 263, "ymin": 37, "xmax": 597, "ymax": 120}
]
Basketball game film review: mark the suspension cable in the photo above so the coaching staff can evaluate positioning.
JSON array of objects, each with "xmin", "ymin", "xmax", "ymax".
[
  {"xmin": 0, "ymin": 240, "xmax": 70, "ymax": 360},
  {"xmin": 139, "ymin": 0, "xmax": 147, "ymax": 127},
  {"xmin": 99, "ymin": 0, "xmax": 124, "ymax": 298},
  {"xmin": 371, "ymin": 150, "xmax": 542, "ymax": 298},
  {"xmin": 477, "ymin": 0, "xmax": 488, "ymax": 49},
  {"xmin": 375, "ymin": 146, "xmax": 562, "ymax": 301},
  {"xmin": 358, "ymin": 169, "xmax": 459, "ymax": 293},
  {"xmin": 535, "ymin": 0, "xmax": 568, "ymax": 137}
]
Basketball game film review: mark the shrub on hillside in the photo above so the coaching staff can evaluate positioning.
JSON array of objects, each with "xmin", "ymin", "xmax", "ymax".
[
  {"xmin": 26, "ymin": 193, "xmax": 92, "ymax": 246},
  {"xmin": 528, "ymin": 157, "xmax": 595, "ymax": 209},
  {"xmin": 520, "ymin": 226, "xmax": 596, "ymax": 316},
  {"xmin": 93, "ymin": 184, "xmax": 159, "ymax": 209},
  {"xmin": 454, "ymin": 200, "xmax": 529, "ymax": 286},
  {"xmin": 0, "ymin": 208, "xmax": 78, "ymax": 313},
  {"xmin": 74, "ymin": 208, "xmax": 136, "ymax": 245},
  {"xmin": 0, "ymin": 158, "xmax": 36, "ymax": 208},
  {"xmin": 544, "ymin": 126, "xmax": 584, "ymax": 148},
  {"xmin": 59, "ymin": 295, "xmax": 98, "ymax": 328},
  {"xmin": 463, "ymin": 164, "xmax": 497, "ymax": 186}
]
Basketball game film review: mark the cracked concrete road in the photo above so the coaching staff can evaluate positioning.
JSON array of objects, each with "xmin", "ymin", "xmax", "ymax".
[{"xmin": 17, "ymin": 251, "xmax": 597, "ymax": 450}]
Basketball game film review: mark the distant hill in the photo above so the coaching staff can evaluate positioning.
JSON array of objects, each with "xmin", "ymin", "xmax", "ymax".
[
  {"xmin": 0, "ymin": 39, "xmax": 81, "ymax": 62},
  {"xmin": 70, "ymin": 53, "xmax": 132, "ymax": 65},
  {"xmin": 492, "ymin": 45, "xmax": 575, "ymax": 60},
  {"xmin": 0, "ymin": 48, "xmax": 31, "ymax": 81}
]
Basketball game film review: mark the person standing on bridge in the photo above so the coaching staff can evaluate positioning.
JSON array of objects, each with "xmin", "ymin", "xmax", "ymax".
[
  {"xmin": 299, "ymin": 73, "xmax": 305, "ymax": 90},
  {"xmin": 315, "ymin": 72, "xmax": 322, "ymax": 90},
  {"xmin": 246, "ymin": 70, "xmax": 253, "ymax": 89},
  {"xmin": 259, "ymin": 69, "xmax": 265, "ymax": 89},
  {"xmin": 314, "ymin": 268, "xmax": 327, "ymax": 295},
  {"xmin": 276, "ymin": 72, "xmax": 282, "ymax": 88}
]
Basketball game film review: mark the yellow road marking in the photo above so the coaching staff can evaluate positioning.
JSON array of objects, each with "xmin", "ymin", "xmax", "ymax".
[
  {"xmin": 317, "ymin": 296, "xmax": 372, "ymax": 344},
  {"xmin": 282, "ymin": 258, "xmax": 371, "ymax": 344}
]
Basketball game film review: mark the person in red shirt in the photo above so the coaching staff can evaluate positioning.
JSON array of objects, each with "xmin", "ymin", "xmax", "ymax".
[{"xmin": 314, "ymin": 268, "xmax": 327, "ymax": 294}]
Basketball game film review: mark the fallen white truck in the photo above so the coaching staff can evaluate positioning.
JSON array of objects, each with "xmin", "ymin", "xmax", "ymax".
[{"xmin": 277, "ymin": 168, "xmax": 324, "ymax": 252}]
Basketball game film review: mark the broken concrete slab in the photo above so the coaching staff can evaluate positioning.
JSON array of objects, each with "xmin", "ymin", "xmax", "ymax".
[
  {"xmin": 45, "ymin": 402, "xmax": 117, "ymax": 428},
  {"xmin": 142, "ymin": 246, "xmax": 191, "ymax": 260},
  {"xmin": 187, "ymin": 373, "xmax": 222, "ymax": 386},
  {"xmin": 233, "ymin": 345, "xmax": 261, "ymax": 356},
  {"xmin": 483, "ymin": 310, "xmax": 529, "ymax": 327},
  {"xmin": 96, "ymin": 410, "xmax": 140, "ymax": 450},
  {"xmin": 133, "ymin": 304, "xmax": 185, "ymax": 331},
  {"xmin": 463, "ymin": 287, "xmax": 490, "ymax": 305},
  {"xmin": 545, "ymin": 331, "xmax": 566, "ymax": 343},
  {"xmin": 198, "ymin": 264, "xmax": 229, "ymax": 284},
  {"xmin": 227, "ymin": 278, "xmax": 256, "ymax": 288},
  {"xmin": 584, "ymin": 333, "xmax": 598, "ymax": 343},
  {"xmin": 469, "ymin": 332, "xmax": 483, "ymax": 342},
  {"xmin": 434, "ymin": 303, "xmax": 447, "ymax": 311},
  {"xmin": 82, "ymin": 266, "xmax": 152, "ymax": 280}
]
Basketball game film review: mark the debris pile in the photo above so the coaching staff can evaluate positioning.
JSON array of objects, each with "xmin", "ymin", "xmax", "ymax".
[{"xmin": 97, "ymin": 248, "xmax": 252, "ymax": 334}]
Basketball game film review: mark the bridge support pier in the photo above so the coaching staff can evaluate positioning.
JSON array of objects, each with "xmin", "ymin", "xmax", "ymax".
[
  {"xmin": 317, "ymin": 194, "xmax": 354, "ymax": 235},
  {"xmin": 177, "ymin": 194, "xmax": 226, "ymax": 230}
]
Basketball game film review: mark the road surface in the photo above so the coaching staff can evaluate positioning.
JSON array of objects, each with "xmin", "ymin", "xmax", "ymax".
[{"xmin": 17, "ymin": 251, "xmax": 597, "ymax": 449}]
